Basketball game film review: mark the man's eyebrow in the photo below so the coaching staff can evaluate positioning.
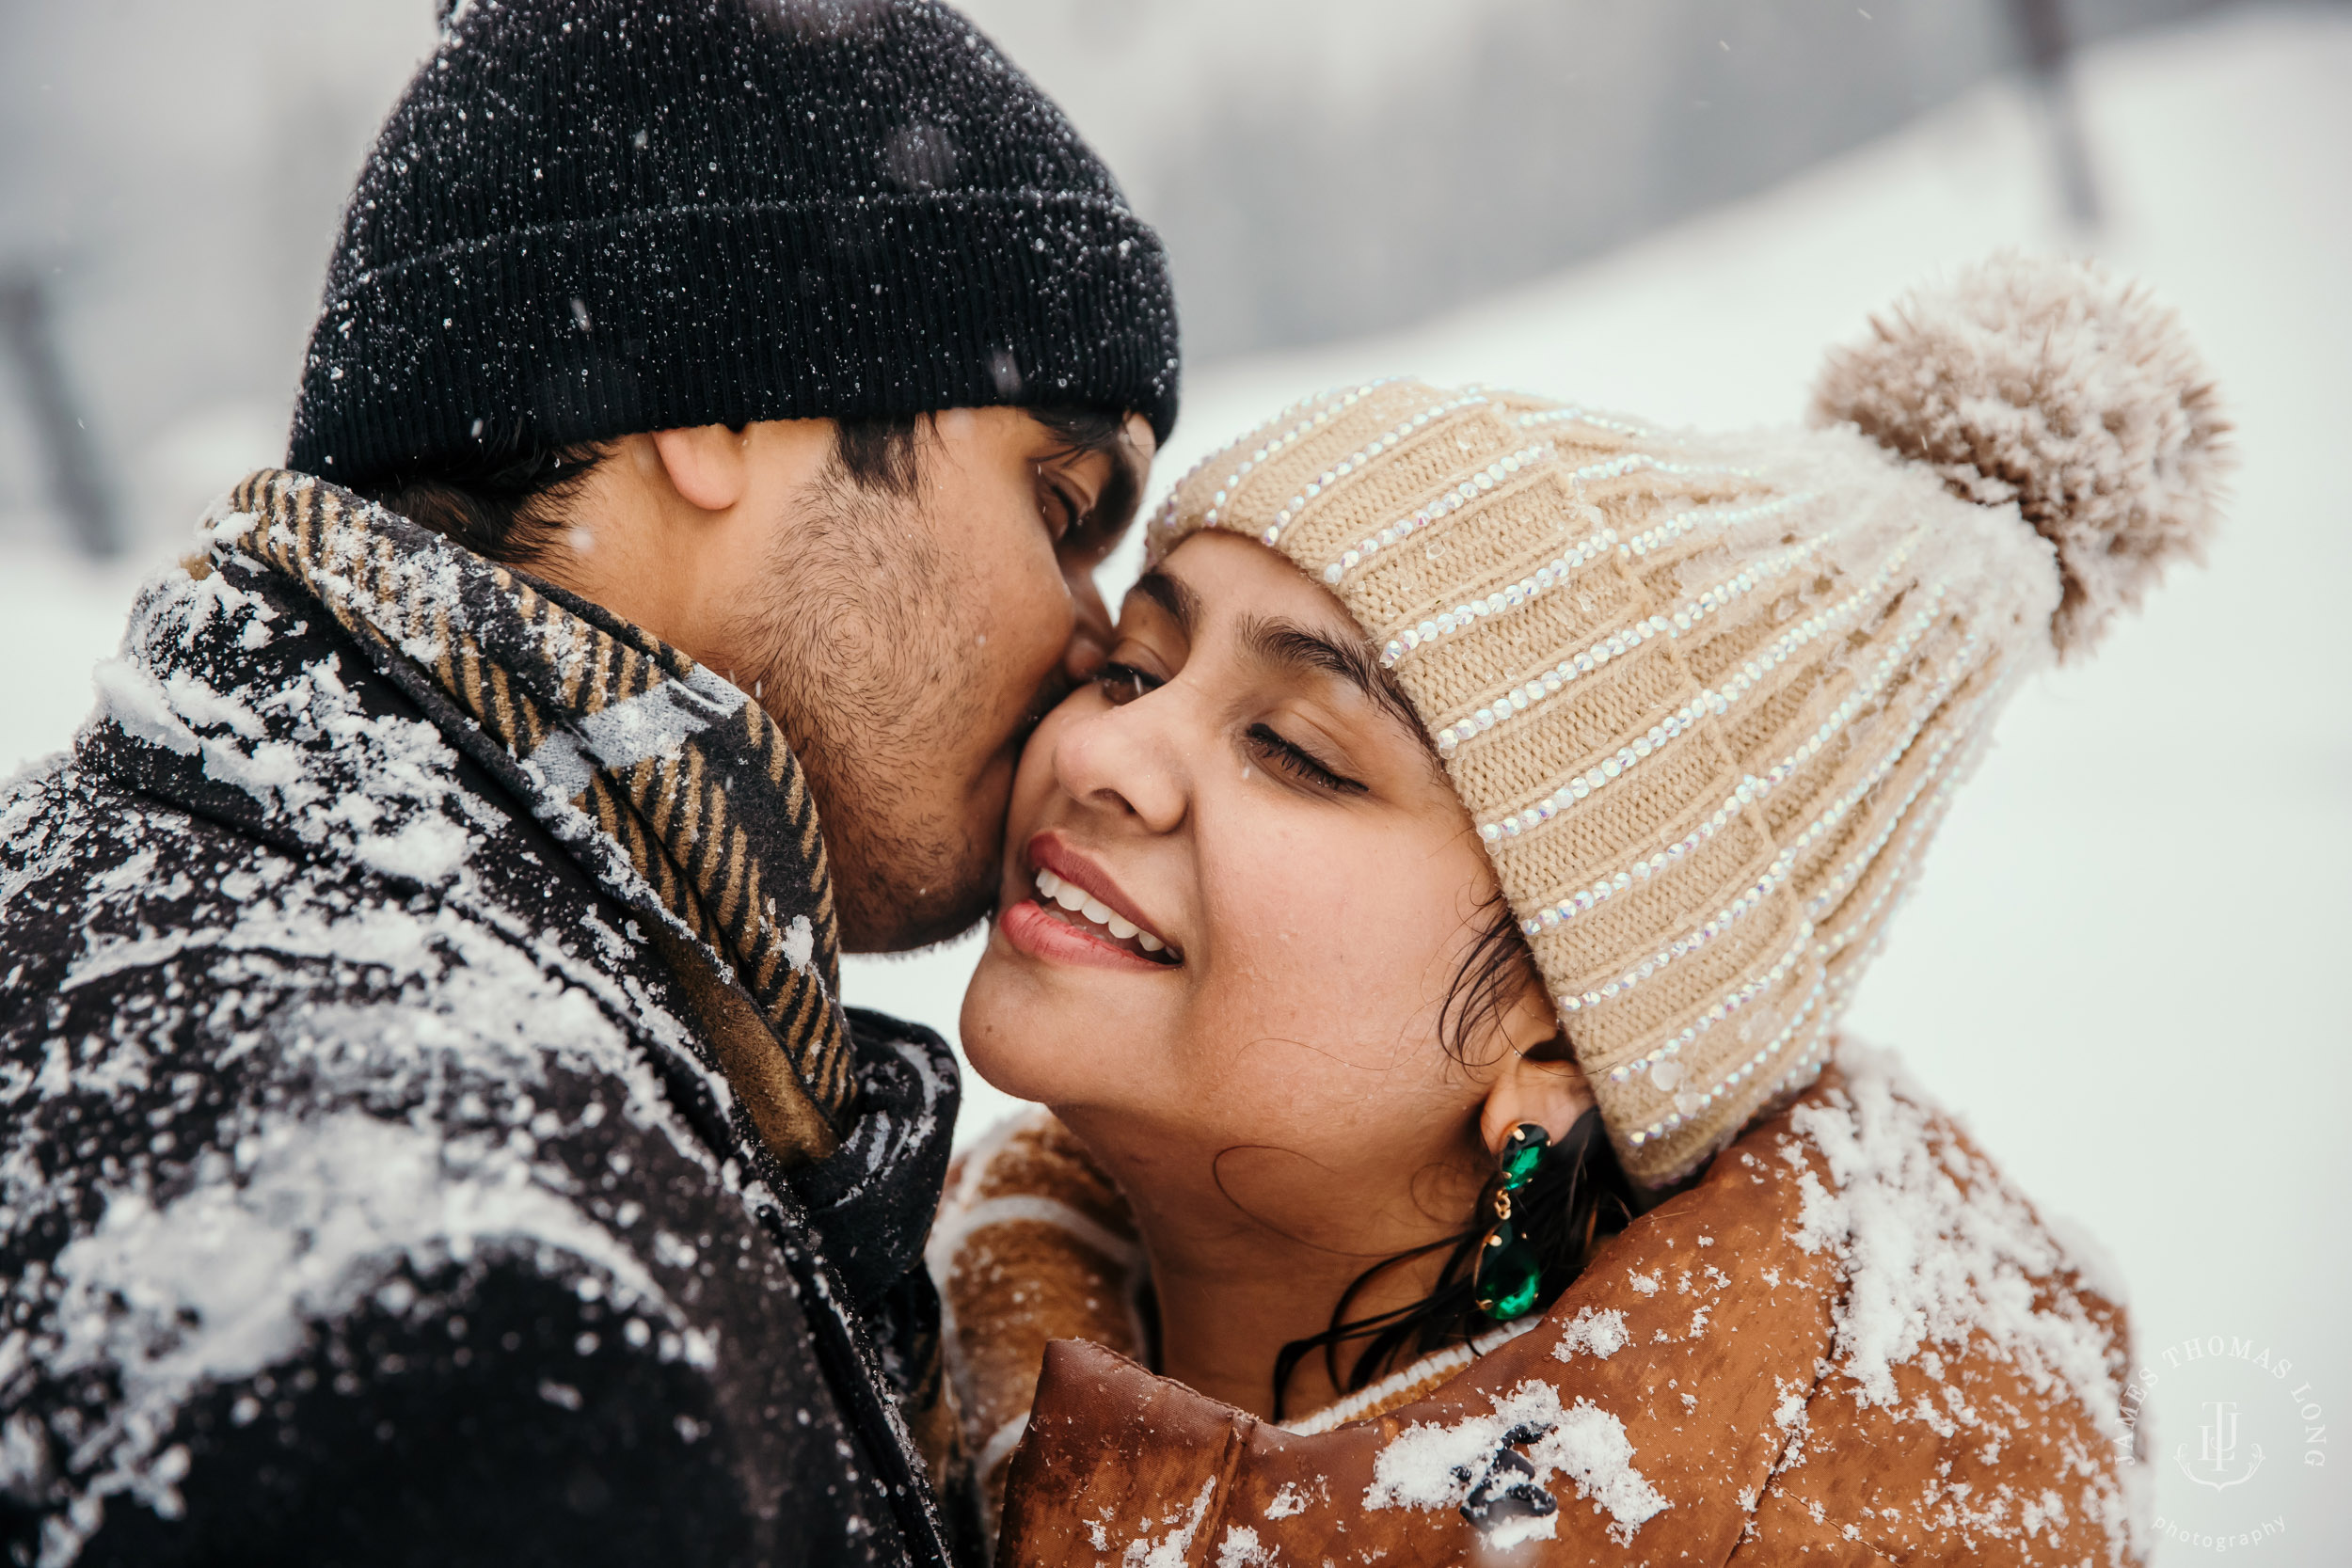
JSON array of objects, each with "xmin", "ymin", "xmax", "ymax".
[
  {"xmin": 1237, "ymin": 614, "xmax": 1421, "ymax": 734},
  {"xmin": 1126, "ymin": 568, "xmax": 1201, "ymax": 635}
]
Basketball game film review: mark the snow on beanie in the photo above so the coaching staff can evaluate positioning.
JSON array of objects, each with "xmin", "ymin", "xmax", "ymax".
[
  {"xmin": 1149, "ymin": 254, "xmax": 2225, "ymax": 1187},
  {"xmin": 290, "ymin": 0, "xmax": 1180, "ymax": 489}
]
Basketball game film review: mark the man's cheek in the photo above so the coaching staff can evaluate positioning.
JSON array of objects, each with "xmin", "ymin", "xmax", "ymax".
[{"xmin": 968, "ymin": 586, "xmax": 1062, "ymax": 715}]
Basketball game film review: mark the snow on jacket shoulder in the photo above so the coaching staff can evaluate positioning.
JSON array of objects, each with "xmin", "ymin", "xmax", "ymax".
[
  {"xmin": 939, "ymin": 1053, "xmax": 2141, "ymax": 1566},
  {"xmin": 0, "ymin": 547, "xmax": 967, "ymax": 1566}
]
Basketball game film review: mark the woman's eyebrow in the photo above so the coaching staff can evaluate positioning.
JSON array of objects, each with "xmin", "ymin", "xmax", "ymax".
[
  {"xmin": 1237, "ymin": 614, "xmax": 1421, "ymax": 734},
  {"xmin": 1125, "ymin": 567, "xmax": 1202, "ymax": 634}
]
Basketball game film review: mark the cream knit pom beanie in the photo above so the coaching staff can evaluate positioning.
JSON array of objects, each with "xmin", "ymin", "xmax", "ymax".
[{"xmin": 1149, "ymin": 254, "xmax": 2226, "ymax": 1187}]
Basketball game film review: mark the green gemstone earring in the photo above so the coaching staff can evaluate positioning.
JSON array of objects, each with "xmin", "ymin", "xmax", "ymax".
[{"xmin": 1472, "ymin": 1122, "xmax": 1549, "ymax": 1323}]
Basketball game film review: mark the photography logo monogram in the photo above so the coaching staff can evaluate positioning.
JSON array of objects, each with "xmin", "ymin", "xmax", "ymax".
[
  {"xmin": 2180, "ymin": 1400, "xmax": 2261, "ymax": 1490},
  {"xmin": 2120, "ymin": 1332, "xmax": 2326, "ymax": 1554}
]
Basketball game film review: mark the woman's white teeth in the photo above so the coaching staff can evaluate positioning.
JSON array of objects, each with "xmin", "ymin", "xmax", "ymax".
[{"xmin": 1031, "ymin": 864, "xmax": 1168, "ymax": 955}]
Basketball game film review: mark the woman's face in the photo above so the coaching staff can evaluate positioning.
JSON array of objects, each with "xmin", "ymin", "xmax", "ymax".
[{"xmin": 961, "ymin": 531, "xmax": 1556, "ymax": 1237}]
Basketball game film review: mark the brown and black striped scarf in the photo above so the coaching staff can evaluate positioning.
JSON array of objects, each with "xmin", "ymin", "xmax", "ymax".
[{"xmin": 217, "ymin": 468, "xmax": 856, "ymax": 1164}]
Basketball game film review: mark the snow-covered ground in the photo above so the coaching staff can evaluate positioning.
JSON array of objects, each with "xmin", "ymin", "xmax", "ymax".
[{"xmin": 3, "ymin": 8, "xmax": 2344, "ymax": 1560}]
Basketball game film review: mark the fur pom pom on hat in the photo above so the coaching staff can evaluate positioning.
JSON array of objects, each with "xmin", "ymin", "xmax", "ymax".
[
  {"xmin": 1812, "ymin": 253, "xmax": 2228, "ymax": 653},
  {"xmin": 1150, "ymin": 254, "xmax": 2226, "ymax": 1186}
]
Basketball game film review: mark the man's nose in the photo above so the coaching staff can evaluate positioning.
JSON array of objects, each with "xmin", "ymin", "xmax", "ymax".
[{"xmin": 1061, "ymin": 567, "xmax": 1113, "ymax": 686}]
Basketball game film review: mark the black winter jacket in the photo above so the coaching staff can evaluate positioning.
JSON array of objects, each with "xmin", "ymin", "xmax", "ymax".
[{"xmin": 0, "ymin": 550, "xmax": 967, "ymax": 1566}]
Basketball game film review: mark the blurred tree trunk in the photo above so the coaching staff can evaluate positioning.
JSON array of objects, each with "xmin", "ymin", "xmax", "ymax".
[
  {"xmin": 0, "ymin": 271, "xmax": 120, "ymax": 558},
  {"xmin": 2011, "ymin": 0, "xmax": 2105, "ymax": 227}
]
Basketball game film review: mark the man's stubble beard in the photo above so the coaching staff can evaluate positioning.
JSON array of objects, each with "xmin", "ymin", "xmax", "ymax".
[{"xmin": 727, "ymin": 477, "xmax": 1011, "ymax": 954}]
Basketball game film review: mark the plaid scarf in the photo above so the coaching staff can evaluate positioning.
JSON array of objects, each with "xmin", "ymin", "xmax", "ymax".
[{"xmin": 218, "ymin": 468, "xmax": 857, "ymax": 1161}]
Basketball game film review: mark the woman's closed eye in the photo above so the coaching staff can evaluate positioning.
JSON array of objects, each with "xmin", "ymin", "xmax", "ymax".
[
  {"xmin": 1094, "ymin": 661, "xmax": 1366, "ymax": 796},
  {"xmin": 1246, "ymin": 723, "xmax": 1365, "ymax": 796}
]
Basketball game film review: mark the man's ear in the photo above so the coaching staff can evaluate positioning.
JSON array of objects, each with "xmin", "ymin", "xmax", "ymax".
[{"xmin": 650, "ymin": 424, "xmax": 750, "ymax": 514}]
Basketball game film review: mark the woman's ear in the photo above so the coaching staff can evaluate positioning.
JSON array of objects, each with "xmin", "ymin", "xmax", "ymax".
[
  {"xmin": 649, "ymin": 423, "xmax": 750, "ymax": 514},
  {"xmin": 1475, "ymin": 976, "xmax": 1595, "ymax": 1155},
  {"xmin": 1479, "ymin": 1044, "xmax": 1597, "ymax": 1157}
]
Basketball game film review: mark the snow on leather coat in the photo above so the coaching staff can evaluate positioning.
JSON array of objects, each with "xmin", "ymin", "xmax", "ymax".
[
  {"xmin": 0, "ymin": 512, "xmax": 971, "ymax": 1566},
  {"xmin": 937, "ymin": 1053, "xmax": 2141, "ymax": 1567}
]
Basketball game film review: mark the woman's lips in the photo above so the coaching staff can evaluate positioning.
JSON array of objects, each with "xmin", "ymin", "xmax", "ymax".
[
  {"xmin": 1031, "ymin": 866, "xmax": 1171, "ymax": 955},
  {"xmin": 1023, "ymin": 832, "xmax": 1179, "ymax": 958},
  {"xmin": 1002, "ymin": 833, "xmax": 1182, "ymax": 973},
  {"xmin": 1000, "ymin": 898, "xmax": 1177, "ymax": 974}
]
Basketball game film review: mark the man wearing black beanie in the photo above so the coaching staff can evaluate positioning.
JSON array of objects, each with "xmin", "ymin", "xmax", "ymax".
[{"xmin": 0, "ymin": 3, "xmax": 1175, "ymax": 1565}]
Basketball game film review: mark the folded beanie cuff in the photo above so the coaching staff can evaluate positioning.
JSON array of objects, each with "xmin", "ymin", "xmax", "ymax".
[{"xmin": 292, "ymin": 190, "xmax": 1178, "ymax": 483}]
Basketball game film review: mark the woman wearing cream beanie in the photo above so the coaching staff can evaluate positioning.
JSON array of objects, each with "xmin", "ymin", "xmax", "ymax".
[
  {"xmin": 940, "ymin": 255, "xmax": 2224, "ymax": 1564},
  {"xmin": 1173, "ymin": 250, "xmax": 2223, "ymax": 1187}
]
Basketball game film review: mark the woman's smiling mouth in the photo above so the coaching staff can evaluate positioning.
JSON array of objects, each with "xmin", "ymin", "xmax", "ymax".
[
  {"xmin": 1029, "ymin": 866, "xmax": 1177, "ymax": 959},
  {"xmin": 999, "ymin": 836, "xmax": 1184, "ymax": 971}
]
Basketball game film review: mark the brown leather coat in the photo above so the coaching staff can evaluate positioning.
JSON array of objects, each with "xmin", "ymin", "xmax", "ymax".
[{"xmin": 936, "ymin": 1051, "xmax": 2140, "ymax": 1566}]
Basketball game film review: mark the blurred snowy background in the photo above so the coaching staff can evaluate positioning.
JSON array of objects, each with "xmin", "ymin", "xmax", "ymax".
[{"xmin": 4, "ymin": 2, "xmax": 2345, "ymax": 1559}]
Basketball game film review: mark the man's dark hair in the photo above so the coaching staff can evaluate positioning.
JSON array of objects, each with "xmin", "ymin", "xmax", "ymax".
[
  {"xmin": 361, "ymin": 404, "xmax": 1136, "ymax": 569},
  {"xmin": 833, "ymin": 406, "xmax": 1138, "ymax": 524},
  {"xmin": 359, "ymin": 438, "xmax": 609, "ymax": 568}
]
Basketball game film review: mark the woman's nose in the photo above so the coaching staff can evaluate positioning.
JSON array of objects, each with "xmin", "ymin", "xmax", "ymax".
[{"xmin": 1053, "ymin": 690, "xmax": 1187, "ymax": 834}]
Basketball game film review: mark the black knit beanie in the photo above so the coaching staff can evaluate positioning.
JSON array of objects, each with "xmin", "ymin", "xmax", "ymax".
[{"xmin": 289, "ymin": 0, "xmax": 1179, "ymax": 487}]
